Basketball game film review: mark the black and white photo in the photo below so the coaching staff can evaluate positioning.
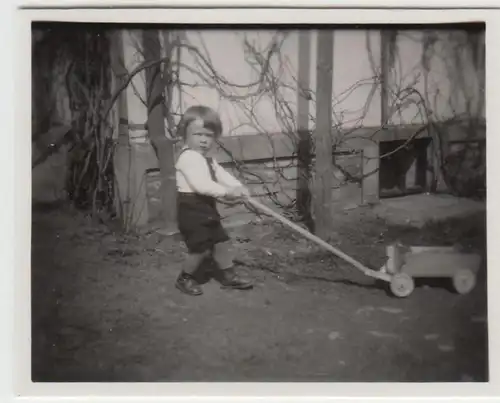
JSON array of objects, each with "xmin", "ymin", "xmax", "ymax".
[{"xmin": 23, "ymin": 6, "xmax": 491, "ymax": 393}]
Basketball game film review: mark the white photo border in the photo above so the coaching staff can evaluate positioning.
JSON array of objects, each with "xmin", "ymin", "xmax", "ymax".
[{"xmin": 6, "ymin": 1, "xmax": 500, "ymax": 402}]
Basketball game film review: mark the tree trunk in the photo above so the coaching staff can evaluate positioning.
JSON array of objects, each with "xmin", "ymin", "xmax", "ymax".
[
  {"xmin": 296, "ymin": 30, "xmax": 313, "ymax": 231},
  {"xmin": 312, "ymin": 30, "xmax": 334, "ymax": 239},
  {"xmin": 142, "ymin": 30, "xmax": 177, "ymax": 230},
  {"xmin": 380, "ymin": 30, "xmax": 394, "ymax": 126}
]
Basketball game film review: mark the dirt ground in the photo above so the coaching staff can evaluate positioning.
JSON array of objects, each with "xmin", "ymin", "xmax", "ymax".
[{"xmin": 31, "ymin": 202, "xmax": 488, "ymax": 382}]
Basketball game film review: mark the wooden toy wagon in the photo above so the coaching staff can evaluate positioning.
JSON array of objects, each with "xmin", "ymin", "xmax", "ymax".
[
  {"xmin": 379, "ymin": 244, "xmax": 482, "ymax": 298},
  {"xmin": 246, "ymin": 198, "xmax": 482, "ymax": 299}
]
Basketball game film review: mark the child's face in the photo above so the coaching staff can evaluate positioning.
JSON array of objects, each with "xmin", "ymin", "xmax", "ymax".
[{"xmin": 185, "ymin": 119, "xmax": 215, "ymax": 156}]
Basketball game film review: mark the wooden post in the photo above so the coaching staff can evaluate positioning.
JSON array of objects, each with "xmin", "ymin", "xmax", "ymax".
[
  {"xmin": 312, "ymin": 29, "xmax": 334, "ymax": 238},
  {"xmin": 380, "ymin": 30, "xmax": 393, "ymax": 126},
  {"xmin": 296, "ymin": 30, "xmax": 314, "ymax": 231},
  {"xmin": 142, "ymin": 30, "xmax": 178, "ymax": 231}
]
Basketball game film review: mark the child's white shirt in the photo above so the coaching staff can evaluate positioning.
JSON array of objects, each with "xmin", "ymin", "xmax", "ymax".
[{"xmin": 175, "ymin": 147, "xmax": 242, "ymax": 198}]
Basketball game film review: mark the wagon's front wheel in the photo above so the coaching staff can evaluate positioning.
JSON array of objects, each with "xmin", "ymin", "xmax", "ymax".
[
  {"xmin": 453, "ymin": 269, "xmax": 476, "ymax": 295},
  {"xmin": 390, "ymin": 273, "xmax": 415, "ymax": 298}
]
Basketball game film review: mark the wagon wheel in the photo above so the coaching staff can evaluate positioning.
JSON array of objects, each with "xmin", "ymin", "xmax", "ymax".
[
  {"xmin": 390, "ymin": 273, "xmax": 415, "ymax": 298},
  {"xmin": 452, "ymin": 269, "xmax": 476, "ymax": 295}
]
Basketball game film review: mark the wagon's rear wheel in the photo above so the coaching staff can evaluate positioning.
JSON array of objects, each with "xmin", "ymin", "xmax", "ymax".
[
  {"xmin": 390, "ymin": 273, "xmax": 415, "ymax": 298},
  {"xmin": 452, "ymin": 269, "xmax": 476, "ymax": 295}
]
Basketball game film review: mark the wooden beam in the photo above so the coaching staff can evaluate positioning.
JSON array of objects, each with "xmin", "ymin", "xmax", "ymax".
[
  {"xmin": 380, "ymin": 30, "xmax": 395, "ymax": 125},
  {"xmin": 142, "ymin": 30, "xmax": 177, "ymax": 230},
  {"xmin": 296, "ymin": 30, "xmax": 314, "ymax": 230},
  {"xmin": 313, "ymin": 30, "xmax": 335, "ymax": 238}
]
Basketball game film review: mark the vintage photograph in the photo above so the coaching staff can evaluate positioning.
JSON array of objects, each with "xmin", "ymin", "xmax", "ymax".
[{"xmin": 31, "ymin": 21, "xmax": 487, "ymax": 382}]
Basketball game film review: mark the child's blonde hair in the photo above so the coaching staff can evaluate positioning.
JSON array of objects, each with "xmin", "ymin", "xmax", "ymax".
[{"xmin": 177, "ymin": 105, "xmax": 223, "ymax": 140}]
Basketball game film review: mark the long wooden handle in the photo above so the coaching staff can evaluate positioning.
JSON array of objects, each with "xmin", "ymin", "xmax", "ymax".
[{"xmin": 246, "ymin": 197, "xmax": 381, "ymax": 277}]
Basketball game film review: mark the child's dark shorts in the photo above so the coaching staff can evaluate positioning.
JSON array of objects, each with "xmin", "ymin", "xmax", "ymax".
[{"xmin": 177, "ymin": 192, "xmax": 230, "ymax": 254}]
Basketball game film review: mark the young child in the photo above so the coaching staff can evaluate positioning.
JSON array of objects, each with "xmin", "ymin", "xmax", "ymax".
[{"xmin": 174, "ymin": 105, "xmax": 254, "ymax": 296}]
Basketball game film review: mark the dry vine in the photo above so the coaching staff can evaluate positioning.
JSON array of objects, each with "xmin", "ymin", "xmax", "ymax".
[{"xmin": 32, "ymin": 26, "xmax": 486, "ymax": 227}]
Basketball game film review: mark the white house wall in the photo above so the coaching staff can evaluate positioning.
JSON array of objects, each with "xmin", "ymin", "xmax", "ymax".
[
  {"xmin": 174, "ymin": 30, "xmax": 299, "ymax": 136},
  {"xmin": 167, "ymin": 28, "xmax": 483, "ymax": 137},
  {"xmin": 331, "ymin": 30, "xmax": 382, "ymax": 128},
  {"xmin": 389, "ymin": 30, "xmax": 484, "ymax": 125}
]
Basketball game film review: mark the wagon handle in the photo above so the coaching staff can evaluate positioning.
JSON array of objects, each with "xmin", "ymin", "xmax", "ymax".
[{"xmin": 246, "ymin": 197, "xmax": 391, "ymax": 282}]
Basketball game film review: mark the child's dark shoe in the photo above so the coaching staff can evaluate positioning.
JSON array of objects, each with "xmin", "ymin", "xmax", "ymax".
[
  {"xmin": 176, "ymin": 272, "xmax": 203, "ymax": 296},
  {"xmin": 215, "ymin": 267, "xmax": 253, "ymax": 290}
]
